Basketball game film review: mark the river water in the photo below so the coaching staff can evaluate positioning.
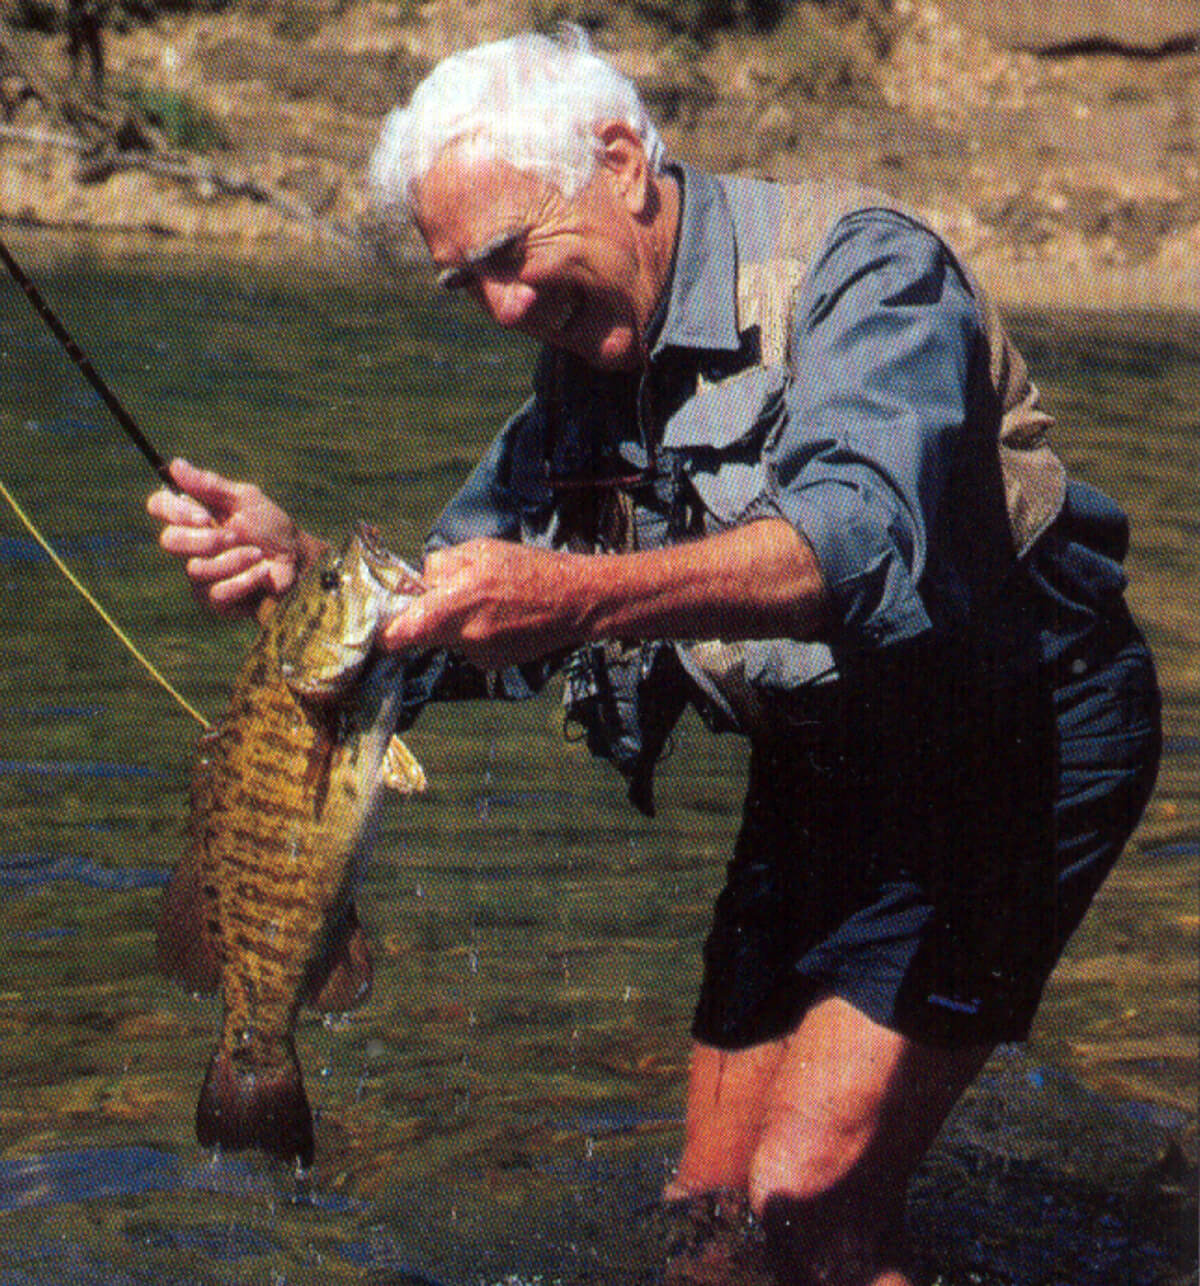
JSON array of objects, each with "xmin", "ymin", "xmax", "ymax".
[{"xmin": 0, "ymin": 235, "xmax": 1195, "ymax": 1284}]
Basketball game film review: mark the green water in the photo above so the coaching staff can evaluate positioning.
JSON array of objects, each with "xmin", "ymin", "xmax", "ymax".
[{"xmin": 0, "ymin": 234, "xmax": 1195, "ymax": 1284}]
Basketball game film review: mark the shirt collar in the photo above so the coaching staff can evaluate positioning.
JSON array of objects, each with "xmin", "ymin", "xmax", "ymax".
[{"xmin": 651, "ymin": 161, "xmax": 742, "ymax": 358}]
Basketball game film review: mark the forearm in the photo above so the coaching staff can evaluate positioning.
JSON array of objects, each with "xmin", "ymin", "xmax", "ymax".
[
  {"xmin": 571, "ymin": 517, "xmax": 829, "ymax": 645},
  {"xmin": 383, "ymin": 517, "xmax": 828, "ymax": 669}
]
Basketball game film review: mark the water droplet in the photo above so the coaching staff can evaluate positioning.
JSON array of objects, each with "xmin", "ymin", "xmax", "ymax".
[{"xmin": 584, "ymin": 1136, "xmax": 595, "ymax": 1160}]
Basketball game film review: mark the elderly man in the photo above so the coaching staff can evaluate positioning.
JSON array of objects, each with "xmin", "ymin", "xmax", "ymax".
[{"xmin": 148, "ymin": 30, "xmax": 1161, "ymax": 1286}]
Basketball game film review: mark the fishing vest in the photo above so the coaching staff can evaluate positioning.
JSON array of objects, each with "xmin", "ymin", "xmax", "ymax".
[
  {"xmin": 656, "ymin": 178, "xmax": 1069, "ymax": 734},
  {"xmin": 674, "ymin": 177, "xmax": 1066, "ymax": 555},
  {"xmin": 550, "ymin": 173, "xmax": 1071, "ymax": 769}
]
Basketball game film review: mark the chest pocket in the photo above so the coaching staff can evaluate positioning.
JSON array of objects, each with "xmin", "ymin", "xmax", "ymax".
[{"xmin": 661, "ymin": 365, "xmax": 787, "ymax": 526}]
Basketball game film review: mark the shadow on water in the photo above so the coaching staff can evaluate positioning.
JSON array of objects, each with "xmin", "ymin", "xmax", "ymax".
[{"xmin": 0, "ymin": 247, "xmax": 1195, "ymax": 1283}]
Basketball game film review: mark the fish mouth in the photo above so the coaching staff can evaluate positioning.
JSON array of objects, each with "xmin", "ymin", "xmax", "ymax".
[
  {"xmin": 281, "ymin": 655, "xmax": 366, "ymax": 702},
  {"xmin": 354, "ymin": 522, "xmax": 425, "ymax": 597}
]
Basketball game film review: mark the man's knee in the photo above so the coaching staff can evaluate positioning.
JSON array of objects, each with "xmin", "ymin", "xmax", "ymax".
[
  {"xmin": 746, "ymin": 1065, "xmax": 896, "ymax": 1216},
  {"xmin": 749, "ymin": 1125, "xmax": 909, "ymax": 1286},
  {"xmin": 747, "ymin": 1111, "xmax": 880, "ymax": 1219}
]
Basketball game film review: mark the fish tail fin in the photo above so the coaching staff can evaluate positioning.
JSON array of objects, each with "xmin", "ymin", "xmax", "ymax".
[{"xmin": 195, "ymin": 1044, "xmax": 314, "ymax": 1168}]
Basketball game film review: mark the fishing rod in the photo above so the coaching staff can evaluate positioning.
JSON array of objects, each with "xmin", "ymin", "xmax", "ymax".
[
  {"xmin": 0, "ymin": 233, "xmax": 177, "ymax": 491},
  {"xmin": 0, "ymin": 233, "xmax": 211, "ymax": 727}
]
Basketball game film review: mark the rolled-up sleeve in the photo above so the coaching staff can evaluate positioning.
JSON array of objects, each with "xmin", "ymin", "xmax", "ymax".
[{"xmin": 767, "ymin": 210, "xmax": 980, "ymax": 650}]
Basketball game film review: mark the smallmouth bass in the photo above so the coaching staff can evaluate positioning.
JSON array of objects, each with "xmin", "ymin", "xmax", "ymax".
[{"xmin": 157, "ymin": 523, "xmax": 426, "ymax": 1167}]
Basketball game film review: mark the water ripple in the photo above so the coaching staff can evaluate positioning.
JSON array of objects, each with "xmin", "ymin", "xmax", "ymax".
[
  {"xmin": 0, "ymin": 1146, "xmax": 356, "ymax": 1212},
  {"xmin": 0, "ymin": 760, "xmax": 159, "ymax": 779},
  {"xmin": 0, "ymin": 852, "xmax": 168, "ymax": 892}
]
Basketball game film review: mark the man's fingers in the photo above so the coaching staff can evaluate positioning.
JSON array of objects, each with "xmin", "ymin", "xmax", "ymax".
[
  {"xmin": 205, "ymin": 560, "xmax": 275, "ymax": 612},
  {"xmin": 159, "ymin": 523, "xmax": 240, "ymax": 558},
  {"xmin": 146, "ymin": 486, "xmax": 214, "ymax": 528},
  {"xmin": 379, "ymin": 594, "xmax": 430, "ymax": 651},
  {"xmin": 185, "ymin": 545, "xmax": 265, "ymax": 586},
  {"xmin": 168, "ymin": 458, "xmax": 250, "ymax": 517}
]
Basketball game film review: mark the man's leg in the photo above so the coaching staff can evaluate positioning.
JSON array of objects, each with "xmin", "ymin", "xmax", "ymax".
[
  {"xmin": 665, "ymin": 994, "xmax": 992, "ymax": 1286},
  {"xmin": 664, "ymin": 1038, "xmax": 786, "ymax": 1200},
  {"xmin": 749, "ymin": 995, "xmax": 991, "ymax": 1286}
]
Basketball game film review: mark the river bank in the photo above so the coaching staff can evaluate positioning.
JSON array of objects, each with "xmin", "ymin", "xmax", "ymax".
[{"xmin": 2, "ymin": 0, "xmax": 1199, "ymax": 310}]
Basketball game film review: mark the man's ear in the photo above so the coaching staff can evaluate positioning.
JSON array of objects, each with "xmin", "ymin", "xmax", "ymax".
[{"xmin": 594, "ymin": 120, "xmax": 651, "ymax": 216}]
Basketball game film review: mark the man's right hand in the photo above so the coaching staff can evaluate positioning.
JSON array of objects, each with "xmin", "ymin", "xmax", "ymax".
[{"xmin": 146, "ymin": 458, "xmax": 322, "ymax": 617}]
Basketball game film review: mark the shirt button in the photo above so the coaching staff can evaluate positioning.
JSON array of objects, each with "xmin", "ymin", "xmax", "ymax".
[{"xmin": 1070, "ymin": 657, "xmax": 1087, "ymax": 676}]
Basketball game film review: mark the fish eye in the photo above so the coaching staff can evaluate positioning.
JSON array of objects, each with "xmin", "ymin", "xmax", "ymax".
[{"xmin": 320, "ymin": 566, "xmax": 341, "ymax": 591}]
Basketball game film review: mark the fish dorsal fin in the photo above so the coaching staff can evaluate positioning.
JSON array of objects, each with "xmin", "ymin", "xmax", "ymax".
[
  {"xmin": 156, "ymin": 730, "xmax": 222, "ymax": 993},
  {"xmin": 382, "ymin": 735, "xmax": 426, "ymax": 794}
]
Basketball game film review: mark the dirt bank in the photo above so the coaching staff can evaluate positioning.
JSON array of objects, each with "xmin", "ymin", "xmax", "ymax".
[{"xmin": 2, "ymin": 0, "xmax": 1198, "ymax": 309}]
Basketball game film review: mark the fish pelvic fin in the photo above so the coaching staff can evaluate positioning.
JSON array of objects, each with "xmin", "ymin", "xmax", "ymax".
[
  {"xmin": 303, "ymin": 901, "xmax": 374, "ymax": 1012},
  {"xmin": 196, "ymin": 1043, "xmax": 314, "ymax": 1168},
  {"xmin": 382, "ymin": 734, "xmax": 426, "ymax": 794}
]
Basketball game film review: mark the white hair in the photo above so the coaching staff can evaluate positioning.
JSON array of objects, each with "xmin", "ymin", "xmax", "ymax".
[{"xmin": 366, "ymin": 28, "xmax": 664, "ymax": 227}]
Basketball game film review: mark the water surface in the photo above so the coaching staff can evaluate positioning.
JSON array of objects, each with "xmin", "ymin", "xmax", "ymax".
[{"xmin": 0, "ymin": 235, "xmax": 1195, "ymax": 1283}]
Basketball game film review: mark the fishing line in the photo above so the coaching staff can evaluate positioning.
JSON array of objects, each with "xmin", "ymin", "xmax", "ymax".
[
  {"xmin": 0, "ymin": 476, "xmax": 211, "ymax": 730},
  {"xmin": 0, "ymin": 236, "xmax": 212, "ymax": 727}
]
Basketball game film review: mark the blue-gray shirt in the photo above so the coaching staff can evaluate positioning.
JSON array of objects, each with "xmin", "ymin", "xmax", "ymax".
[{"xmin": 396, "ymin": 163, "xmax": 1132, "ymax": 741}]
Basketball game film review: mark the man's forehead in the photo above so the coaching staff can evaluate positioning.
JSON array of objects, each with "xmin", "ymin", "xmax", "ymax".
[{"xmin": 416, "ymin": 143, "xmax": 551, "ymax": 239}]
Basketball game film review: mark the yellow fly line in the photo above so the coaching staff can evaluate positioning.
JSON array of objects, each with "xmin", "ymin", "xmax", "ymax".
[{"xmin": 0, "ymin": 474, "xmax": 212, "ymax": 731}]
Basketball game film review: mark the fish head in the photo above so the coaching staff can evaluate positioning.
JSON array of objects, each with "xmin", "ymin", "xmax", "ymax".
[{"xmin": 275, "ymin": 524, "xmax": 423, "ymax": 700}]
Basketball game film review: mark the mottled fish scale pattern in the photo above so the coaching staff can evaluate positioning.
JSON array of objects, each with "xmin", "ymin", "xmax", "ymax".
[
  {"xmin": 204, "ymin": 636, "xmax": 343, "ymax": 1072},
  {"xmin": 158, "ymin": 526, "xmax": 424, "ymax": 1166}
]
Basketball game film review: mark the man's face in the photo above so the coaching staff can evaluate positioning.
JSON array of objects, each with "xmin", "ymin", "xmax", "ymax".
[{"xmin": 412, "ymin": 138, "xmax": 664, "ymax": 371}]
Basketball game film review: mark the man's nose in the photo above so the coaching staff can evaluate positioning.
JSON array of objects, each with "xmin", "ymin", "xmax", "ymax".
[{"xmin": 476, "ymin": 276, "xmax": 535, "ymax": 329}]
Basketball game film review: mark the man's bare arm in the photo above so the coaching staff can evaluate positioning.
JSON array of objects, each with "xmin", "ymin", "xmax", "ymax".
[{"xmin": 380, "ymin": 517, "xmax": 828, "ymax": 670}]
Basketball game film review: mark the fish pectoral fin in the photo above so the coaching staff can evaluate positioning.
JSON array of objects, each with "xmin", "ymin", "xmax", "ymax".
[
  {"xmin": 303, "ymin": 901, "xmax": 374, "ymax": 1013},
  {"xmin": 382, "ymin": 734, "xmax": 426, "ymax": 794}
]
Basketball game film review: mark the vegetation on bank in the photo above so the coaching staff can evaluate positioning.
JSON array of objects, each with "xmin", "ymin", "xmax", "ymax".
[{"xmin": 4, "ymin": 0, "xmax": 895, "ymax": 84}]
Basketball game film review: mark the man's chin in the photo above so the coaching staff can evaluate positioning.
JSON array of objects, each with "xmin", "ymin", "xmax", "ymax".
[{"xmin": 570, "ymin": 326, "xmax": 640, "ymax": 372}]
